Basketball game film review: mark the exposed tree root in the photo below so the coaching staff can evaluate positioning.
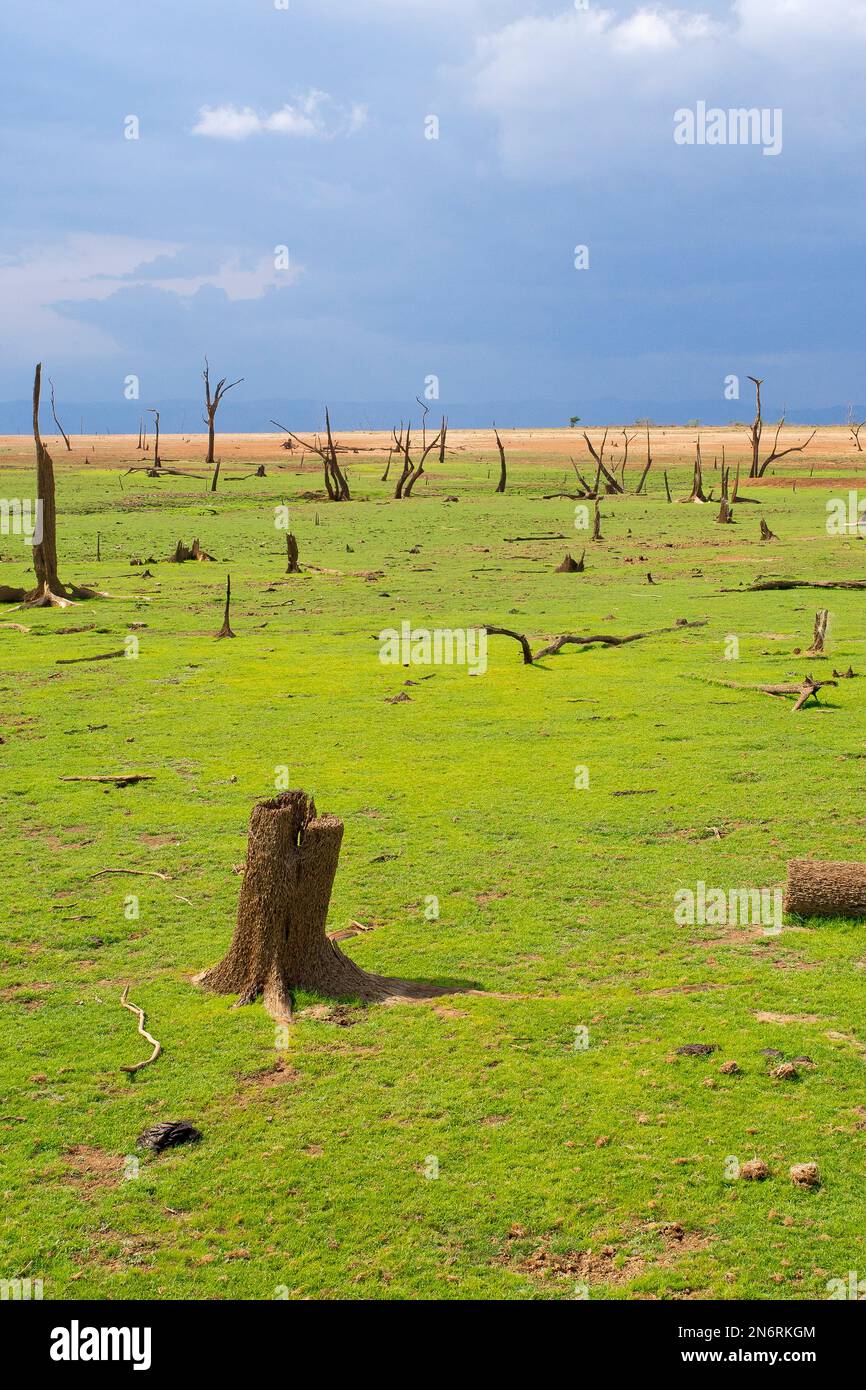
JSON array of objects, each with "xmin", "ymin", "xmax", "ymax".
[{"xmin": 119, "ymin": 984, "xmax": 162, "ymax": 1074}]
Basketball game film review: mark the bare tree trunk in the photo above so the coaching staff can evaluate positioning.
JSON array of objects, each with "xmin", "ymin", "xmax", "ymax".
[
  {"xmin": 747, "ymin": 376, "xmax": 763, "ymax": 479},
  {"xmin": 785, "ymin": 859, "xmax": 866, "ymax": 919},
  {"xmin": 0, "ymin": 365, "xmax": 107, "ymax": 607},
  {"xmin": 31, "ymin": 364, "xmax": 62, "ymax": 596},
  {"xmin": 807, "ymin": 609, "xmax": 829, "ymax": 656},
  {"xmin": 494, "ymin": 426, "xmax": 507, "ymax": 494},
  {"xmin": 48, "ymin": 378, "xmax": 71, "ymax": 451},
  {"xmin": 195, "ymin": 791, "xmax": 450, "ymax": 1019},
  {"xmin": 286, "ymin": 534, "xmax": 300, "ymax": 573},
  {"xmin": 203, "ymin": 359, "xmax": 243, "ymax": 465},
  {"xmin": 635, "ymin": 426, "xmax": 653, "ymax": 495},
  {"xmin": 218, "ymin": 572, "xmax": 239, "ymax": 636}
]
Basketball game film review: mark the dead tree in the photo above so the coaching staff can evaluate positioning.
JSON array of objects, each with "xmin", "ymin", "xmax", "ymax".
[
  {"xmin": 785, "ymin": 859, "xmax": 866, "ymax": 919},
  {"xmin": 583, "ymin": 429, "xmax": 622, "ymax": 493},
  {"xmin": 716, "ymin": 451, "xmax": 733, "ymax": 523},
  {"xmin": 592, "ymin": 500, "xmax": 602, "ymax": 540},
  {"xmin": 215, "ymin": 574, "xmax": 236, "ymax": 638},
  {"xmin": 439, "ymin": 416, "xmax": 448, "ymax": 463},
  {"xmin": 746, "ymin": 376, "xmax": 815, "ymax": 476},
  {"xmin": 681, "ymin": 438, "xmax": 709, "ymax": 502},
  {"xmin": 404, "ymin": 426, "xmax": 444, "ymax": 497},
  {"xmin": 663, "ymin": 470, "xmax": 672, "ymax": 502},
  {"xmin": 270, "ymin": 414, "xmax": 349, "ymax": 500},
  {"xmin": 635, "ymin": 427, "xmax": 653, "ymax": 495},
  {"xmin": 620, "ymin": 430, "xmax": 637, "ymax": 483},
  {"xmin": 807, "ymin": 609, "xmax": 829, "ymax": 656},
  {"xmin": 286, "ymin": 534, "xmax": 300, "ymax": 573},
  {"xmin": 759, "ymin": 517, "xmax": 778, "ymax": 541},
  {"xmin": 394, "ymin": 424, "xmax": 414, "ymax": 498},
  {"xmin": 759, "ymin": 417, "xmax": 817, "ymax": 476},
  {"xmin": 148, "ymin": 408, "xmax": 161, "ymax": 469},
  {"xmin": 494, "ymin": 426, "xmax": 507, "ymax": 494},
  {"xmin": 203, "ymin": 359, "xmax": 243, "ymax": 464},
  {"xmin": 850, "ymin": 419, "xmax": 865, "ymax": 451},
  {"xmin": 0, "ymin": 365, "xmax": 106, "ymax": 608},
  {"xmin": 747, "ymin": 376, "xmax": 764, "ymax": 478},
  {"xmin": 324, "ymin": 410, "xmax": 351, "ymax": 499},
  {"xmin": 195, "ymin": 790, "xmax": 451, "ymax": 1019},
  {"xmin": 48, "ymin": 378, "xmax": 71, "ymax": 451}
]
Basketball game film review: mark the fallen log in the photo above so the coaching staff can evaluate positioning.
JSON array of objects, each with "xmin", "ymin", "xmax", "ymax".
[
  {"xmin": 60, "ymin": 773, "xmax": 155, "ymax": 786},
  {"xmin": 725, "ymin": 579, "xmax": 866, "ymax": 592},
  {"xmin": 785, "ymin": 859, "xmax": 866, "ymax": 919},
  {"xmin": 486, "ymin": 618, "xmax": 706, "ymax": 665},
  {"xmin": 56, "ymin": 649, "xmax": 126, "ymax": 665}
]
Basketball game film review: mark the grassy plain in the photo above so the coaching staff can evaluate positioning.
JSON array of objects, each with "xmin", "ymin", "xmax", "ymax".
[{"xmin": 1, "ymin": 425, "xmax": 865, "ymax": 1300}]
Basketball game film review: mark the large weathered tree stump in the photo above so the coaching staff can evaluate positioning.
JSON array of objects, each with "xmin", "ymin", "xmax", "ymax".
[
  {"xmin": 196, "ymin": 791, "xmax": 447, "ymax": 1019},
  {"xmin": 785, "ymin": 859, "xmax": 866, "ymax": 919}
]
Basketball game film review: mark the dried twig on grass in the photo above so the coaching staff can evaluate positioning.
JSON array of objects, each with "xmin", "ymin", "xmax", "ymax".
[
  {"xmin": 119, "ymin": 984, "xmax": 162, "ymax": 1074},
  {"xmin": 90, "ymin": 869, "xmax": 170, "ymax": 881}
]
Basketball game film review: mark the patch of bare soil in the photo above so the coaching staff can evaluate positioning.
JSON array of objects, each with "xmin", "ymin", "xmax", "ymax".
[
  {"xmin": 139, "ymin": 833, "xmax": 180, "ymax": 848},
  {"xmin": 755, "ymin": 1011, "xmax": 821, "ymax": 1024},
  {"xmin": 236, "ymin": 1058, "xmax": 300, "ymax": 1092},
  {"xmin": 297, "ymin": 1003, "xmax": 365, "ymax": 1026},
  {"xmin": 62, "ymin": 1145, "xmax": 122, "ymax": 1194}
]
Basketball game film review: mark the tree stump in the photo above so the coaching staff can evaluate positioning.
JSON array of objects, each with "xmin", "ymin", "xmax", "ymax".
[
  {"xmin": 196, "ymin": 791, "xmax": 448, "ymax": 1019},
  {"xmin": 785, "ymin": 859, "xmax": 866, "ymax": 919}
]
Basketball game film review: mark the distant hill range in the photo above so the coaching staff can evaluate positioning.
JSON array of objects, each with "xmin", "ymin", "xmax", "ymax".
[{"xmin": 0, "ymin": 396, "xmax": 854, "ymax": 435}]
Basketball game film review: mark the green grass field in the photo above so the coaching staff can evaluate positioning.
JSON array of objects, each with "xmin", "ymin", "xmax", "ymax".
[{"xmin": 2, "ymin": 437, "xmax": 865, "ymax": 1300}]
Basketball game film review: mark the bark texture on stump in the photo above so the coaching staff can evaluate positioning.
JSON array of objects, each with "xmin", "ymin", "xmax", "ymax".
[
  {"xmin": 785, "ymin": 858, "xmax": 866, "ymax": 919},
  {"xmin": 196, "ymin": 791, "xmax": 447, "ymax": 1018}
]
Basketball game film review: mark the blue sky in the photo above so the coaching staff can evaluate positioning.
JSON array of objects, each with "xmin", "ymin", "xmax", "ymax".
[{"xmin": 2, "ymin": 0, "xmax": 866, "ymax": 420}]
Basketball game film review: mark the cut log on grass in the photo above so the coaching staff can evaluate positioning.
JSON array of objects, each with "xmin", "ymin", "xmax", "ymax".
[
  {"xmin": 785, "ymin": 859, "xmax": 866, "ymax": 919},
  {"xmin": 195, "ymin": 790, "xmax": 454, "ymax": 1019},
  {"xmin": 215, "ymin": 574, "xmax": 236, "ymax": 638},
  {"xmin": 708, "ymin": 675, "xmax": 837, "ymax": 710}
]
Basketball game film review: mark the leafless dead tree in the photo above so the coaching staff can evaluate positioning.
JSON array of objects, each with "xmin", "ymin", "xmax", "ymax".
[
  {"xmin": 48, "ymin": 377, "xmax": 71, "ymax": 451},
  {"xmin": 494, "ymin": 426, "xmax": 507, "ymax": 494},
  {"xmin": 203, "ymin": 358, "xmax": 243, "ymax": 464}
]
